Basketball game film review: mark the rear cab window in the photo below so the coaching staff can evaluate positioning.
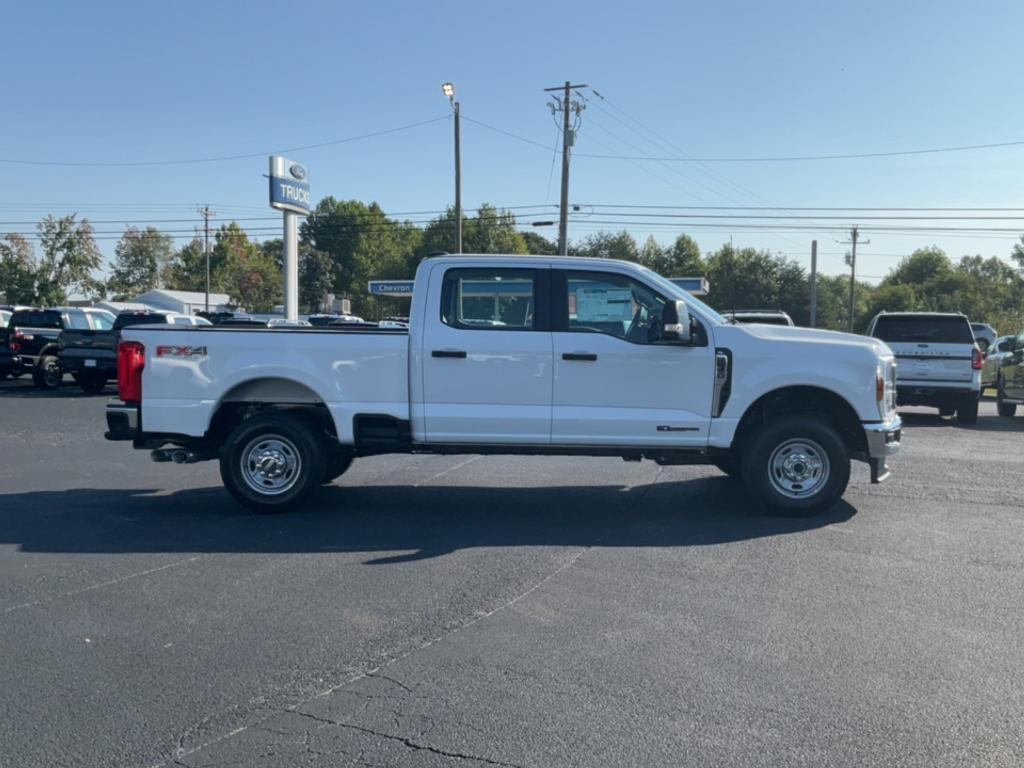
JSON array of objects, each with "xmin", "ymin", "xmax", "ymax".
[
  {"xmin": 11, "ymin": 310, "xmax": 62, "ymax": 329},
  {"xmin": 440, "ymin": 268, "xmax": 540, "ymax": 330},
  {"xmin": 871, "ymin": 315, "xmax": 974, "ymax": 344},
  {"xmin": 114, "ymin": 313, "xmax": 170, "ymax": 330}
]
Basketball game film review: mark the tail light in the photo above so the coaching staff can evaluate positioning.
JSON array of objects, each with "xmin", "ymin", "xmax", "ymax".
[
  {"xmin": 118, "ymin": 341, "xmax": 145, "ymax": 403},
  {"xmin": 9, "ymin": 330, "xmax": 28, "ymax": 352},
  {"xmin": 972, "ymin": 346, "xmax": 983, "ymax": 370}
]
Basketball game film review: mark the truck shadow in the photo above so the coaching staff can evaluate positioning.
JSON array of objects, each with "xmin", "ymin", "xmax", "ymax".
[
  {"xmin": 0, "ymin": 478, "xmax": 855, "ymax": 563},
  {"xmin": 0, "ymin": 380, "xmax": 111, "ymax": 398}
]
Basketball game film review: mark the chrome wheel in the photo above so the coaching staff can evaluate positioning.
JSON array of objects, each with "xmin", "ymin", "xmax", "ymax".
[
  {"xmin": 240, "ymin": 434, "xmax": 302, "ymax": 496},
  {"xmin": 767, "ymin": 438, "xmax": 830, "ymax": 500}
]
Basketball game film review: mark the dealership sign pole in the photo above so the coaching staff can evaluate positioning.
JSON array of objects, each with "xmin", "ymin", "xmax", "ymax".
[{"xmin": 268, "ymin": 156, "xmax": 311, "ymax": 322}]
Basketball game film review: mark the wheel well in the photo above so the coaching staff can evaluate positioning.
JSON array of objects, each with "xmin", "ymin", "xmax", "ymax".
[
  {"xmin": 732, "ymin": 386, "xmax": 867, "ymax": 457},
  {"xmin": 205, "ymin": 378, "xmax": 337, "ymax": 448}
]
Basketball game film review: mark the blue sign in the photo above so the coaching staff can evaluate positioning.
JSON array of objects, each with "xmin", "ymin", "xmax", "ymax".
[
  {"xmin": 269, "ymin": 156, "xmax": 311, "ymax": 215},
  {"xmin": 669, "ymin": 277, "xmax": 710, "ymax": 296},
  {"xmin": 269, "ymin": 177, "xmax": 311, "ymax": 214},
  {"xmin": 368, "ymin": 280, "xmax": 415, "ymax": 297}
]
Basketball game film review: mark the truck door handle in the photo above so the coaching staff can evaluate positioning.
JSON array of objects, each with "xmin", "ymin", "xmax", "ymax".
[
  {"xmin": 562, "ymin": 353, "xmax": 598, "ymax": 361},
  {"xmin": 432, "ymin": 349, "xmax": 467, "ymax": 359}
]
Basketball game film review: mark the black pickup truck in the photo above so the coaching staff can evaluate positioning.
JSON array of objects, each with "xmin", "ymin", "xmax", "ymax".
[
  {"xmin": 8, "ymin": 308, "xmax": 115, "ymax": 390},
  {"xmin": 59, "ymin": 310, "xmax": 206, "ymax": 393}
]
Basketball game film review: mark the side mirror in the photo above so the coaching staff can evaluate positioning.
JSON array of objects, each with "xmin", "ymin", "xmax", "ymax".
[{"xmin": 662, "ymin": 300, "xmax": 692, "ymax": 344}]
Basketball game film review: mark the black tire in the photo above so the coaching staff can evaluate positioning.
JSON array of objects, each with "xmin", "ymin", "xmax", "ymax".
[
  {"xmin": 77, "ymin": 373, "xmax": 109, "ymax": 394},
  {"xmin": 938, "ymin": 406, "xmax": 955, "ymax": 417},
  {"xmin": 323, "ymin": 450, "xmax": 354, "ymax": 484},
  {"xmin": 740, "ymin": 415, "xmax": 850, "ymax": 516},
  {"xmin": 997, "ymin": 382, "xmax": 1017, "ymax": 417},
  {"xmin": 219, "ymin": 412, "xmax": 326, "ymax": 513},
  {"xmin": 33, "ymin": 355, "xmax": 62, "ymax": 390},
  {"xmin": 957, "ymin": 395, "xmax": 979, "ymax": 425},
  {"xmin": 713, "ymin": 454, "xmax": 739, "ymax": 479}
]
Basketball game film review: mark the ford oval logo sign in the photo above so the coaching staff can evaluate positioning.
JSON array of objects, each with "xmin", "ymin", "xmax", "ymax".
[{"xmin": 289, "ymin": 163, "xmax": 307, "ymax": 181}]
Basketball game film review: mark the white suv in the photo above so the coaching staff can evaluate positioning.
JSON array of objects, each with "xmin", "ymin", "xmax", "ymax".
[{"xmin": 867, "ymin": 311, "xmax": 982, "ymax": 423}]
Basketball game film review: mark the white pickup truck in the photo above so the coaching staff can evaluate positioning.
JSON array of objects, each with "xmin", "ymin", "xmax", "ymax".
[{"xmin": 105, "ymin": 255, "xmax": 902, "ymax": 514}]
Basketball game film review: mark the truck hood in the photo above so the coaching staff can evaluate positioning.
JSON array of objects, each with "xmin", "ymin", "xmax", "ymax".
[{"xmin": 721, "ymin": 323, "xmax": 894, "ymax": 359}]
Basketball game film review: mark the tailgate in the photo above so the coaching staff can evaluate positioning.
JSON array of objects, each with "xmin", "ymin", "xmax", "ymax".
[
  {"xmin": 59, "ymin": 329, "xmax": 118, "ymax": 353},
  {"xmin": 888, "ymin": 342, "xmax": 974, "ymax": 383}
]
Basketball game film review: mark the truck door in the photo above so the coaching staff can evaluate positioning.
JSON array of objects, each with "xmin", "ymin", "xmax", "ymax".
[
  {"xmin": 550, "ymin": 269, "xmax": 714, "ymax": 447},
  {"xmin": 420, "ymin": 265, "xmax": 553, "ymax": 444}
]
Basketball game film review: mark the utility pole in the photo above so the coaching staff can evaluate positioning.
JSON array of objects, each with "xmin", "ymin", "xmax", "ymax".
[
  {"xmin": 545, "ymin": 81, "xmax": 587, "ymax": 255},
  {"xmin": 197, "ymin": 206, "xmax": 215, "ymax": 312},
  {"xmin": 442, "ymin": 83, "xmax": 462, "ymax": 253},
  {"xmin": 838, "ymin": 225, "xmax": 870, "ymax": 332},
  {"xmin": 810, "ymin": 240, "xmax": 818, "ymax": 328}
]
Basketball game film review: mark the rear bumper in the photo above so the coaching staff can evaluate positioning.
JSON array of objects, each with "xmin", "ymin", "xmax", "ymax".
[
  {"xmin": 60, "ymin": 353, "xmax": 116, "ymax": 376},
  {"xmin": 896, "ymin": 383, "xmax": 978, "ymax": 406},
  {"xmin": 862, "ymin": 415, "xmax": 902, "ymax": 483},
  {"xmin": 105, "ymin": 403, "xmax": 138, "ymax": 441}
]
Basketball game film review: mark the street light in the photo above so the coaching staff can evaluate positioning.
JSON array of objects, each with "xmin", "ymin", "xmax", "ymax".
[{"xmin": 442, "ymin": 82, "xmax": 461, "ymax": 253}]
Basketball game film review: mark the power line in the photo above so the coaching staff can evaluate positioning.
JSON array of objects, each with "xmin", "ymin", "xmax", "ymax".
[{"xmin": 0, "ymin": 116, "xmax": 451, "ymax": 167}]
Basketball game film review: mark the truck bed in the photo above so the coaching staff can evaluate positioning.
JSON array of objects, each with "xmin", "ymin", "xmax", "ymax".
[{"xmin": 124, "ymin": 324, "xmax": 411, "ymax": 443}]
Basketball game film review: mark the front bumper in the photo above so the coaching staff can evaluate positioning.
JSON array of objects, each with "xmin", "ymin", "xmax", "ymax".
[
  {"xmin": 105, "ymin": 403, "xmax": 138, "ymax": 441},
  {"xmin": 862, "ymin": 416, "xmax": 902, "ymax": 483}
]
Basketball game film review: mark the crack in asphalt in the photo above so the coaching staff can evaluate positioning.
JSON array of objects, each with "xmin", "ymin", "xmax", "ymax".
[
  {"xmin": 289, "ymin": 709, "xmax": 528, "ymax": 768},
  {"xmin": 150, "ymin": 462, "xmax": 667, "ymax": 767}
]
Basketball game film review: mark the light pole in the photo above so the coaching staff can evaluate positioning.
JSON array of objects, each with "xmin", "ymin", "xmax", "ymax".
[{"xmin": 442, "ymin": 82, "xmax": 462, "ymax": 254}]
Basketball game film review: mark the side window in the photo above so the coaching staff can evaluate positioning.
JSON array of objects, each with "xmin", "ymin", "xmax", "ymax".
[
  {"xmin": 440, "ymin": 268, "xmax": 537, "ymax": 331},
  {"xmin": 172, "ymin": 317, "xmax": 192, "ymax": 326},
  {"xmin": 564, "ymin": 271, "xmax": 667, "ymax": 344}
]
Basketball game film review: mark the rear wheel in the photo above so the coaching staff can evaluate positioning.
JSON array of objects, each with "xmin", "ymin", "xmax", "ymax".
[
  {"xmin": 741, "ymin": 415, "xmax": 850, "ymax": 516},
  {"xmin": 77, "ymin": 373, "xmax": 108, "ymax": 394},
  {"xmin": 997, "ymin": 380, "xmax": 1017, "ymax": 417},
  {"xmin": 32, "ymin": 355, "xmax": 62, "ymax": 390},
  {"xmin": 219, "ymin": 412, "xmax": 325, "ymax": 513},
  {"xmin": 957, "ymin": 394, "xmax": 979, "ymax": 425}
]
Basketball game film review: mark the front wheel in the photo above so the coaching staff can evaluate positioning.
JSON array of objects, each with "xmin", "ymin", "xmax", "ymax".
[
  {"xmin": 957, "ymin": 395, "xmax": 979, "ymax": 425},
  {"xmin": 219, "ymin": 412, "xmax": 326, "ymax": 513},
  {"xmin": 741, "ymin": 415, "xmax": 850, "ymax": 515}
]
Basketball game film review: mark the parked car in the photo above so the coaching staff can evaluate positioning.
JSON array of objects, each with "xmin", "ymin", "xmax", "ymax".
[
  {"xmin": 309, "ymin": 313, "xmax": 364, "ymax": 327},
  {"xmin": 981, "ymin": 336, "xmax": 1015, "ymax": 390},
  {"xmin": 59, "ymin": 310, "xmax": 206, "ymax": 393},
  {"xmin": 105, "ymin": 254, "xmax": 901, "ymax": 515},
  {"xmin": 971, "ymin": 322, "xmax": 997, "ymax": 353},
  {"xmin": 866, "ymin": 311, "xmax": 982, "ymax": 423},
  {"xmin": 724, "ymin": 310, "xmax": 795, "ymax": 327},
  {"xmin": 991, "ymin": 332, "xmax": 1024, "ymax": 417},
  {"xmin": 8, "ymin": 307, "xmax": 115, "ymax": 390}
]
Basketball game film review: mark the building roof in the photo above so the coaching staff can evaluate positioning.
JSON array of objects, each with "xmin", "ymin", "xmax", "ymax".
[{"xmin": 135, "ymin": 289, "xmax": 232, "ymax": 305}]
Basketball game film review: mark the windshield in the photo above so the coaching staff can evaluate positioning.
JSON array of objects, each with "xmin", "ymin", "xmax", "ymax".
[{"xmin": 638, "ymin": 266, "xmax": 727, "ymax": 324}]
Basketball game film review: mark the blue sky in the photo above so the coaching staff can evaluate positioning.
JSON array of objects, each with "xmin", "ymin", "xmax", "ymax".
[{"xmin": 3, "ymin": 0, "xmax": 1023, "ymax": 283}]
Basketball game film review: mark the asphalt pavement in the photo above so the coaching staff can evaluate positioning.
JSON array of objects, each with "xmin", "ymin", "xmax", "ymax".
[{"xmin": 1, "ymin": 378, "xmax": 1022, "ymax": 767}]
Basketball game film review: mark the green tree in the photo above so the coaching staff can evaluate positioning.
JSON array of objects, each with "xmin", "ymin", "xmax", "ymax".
[
  {"xmin": 0, "ymin": 234, "xmax": 40, "ymax": 303},
  {"xmin": 35, "ymin": 214, "xmax": 104, "ymax": 303},
  {"xmin": 107, "ymin": 226, "xmax": 173, "ymax": 298},
  {"xmin": 570, "ymin": 230, "xmax": 639, "ymax": 261},
  {"xmin": 521, "ymin": 231, "xmax": 557, "ymax": 255},
  {"xmin": 638, "ymin": 233, "xmax": 705, "ymax": 277},
  {"xmin": 213, "ymin": 223, "xmax": 282, "ymax": 312},
  {"xmin": 418, "ymin": 205, "xmax": 528, "ymax": 259}
]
